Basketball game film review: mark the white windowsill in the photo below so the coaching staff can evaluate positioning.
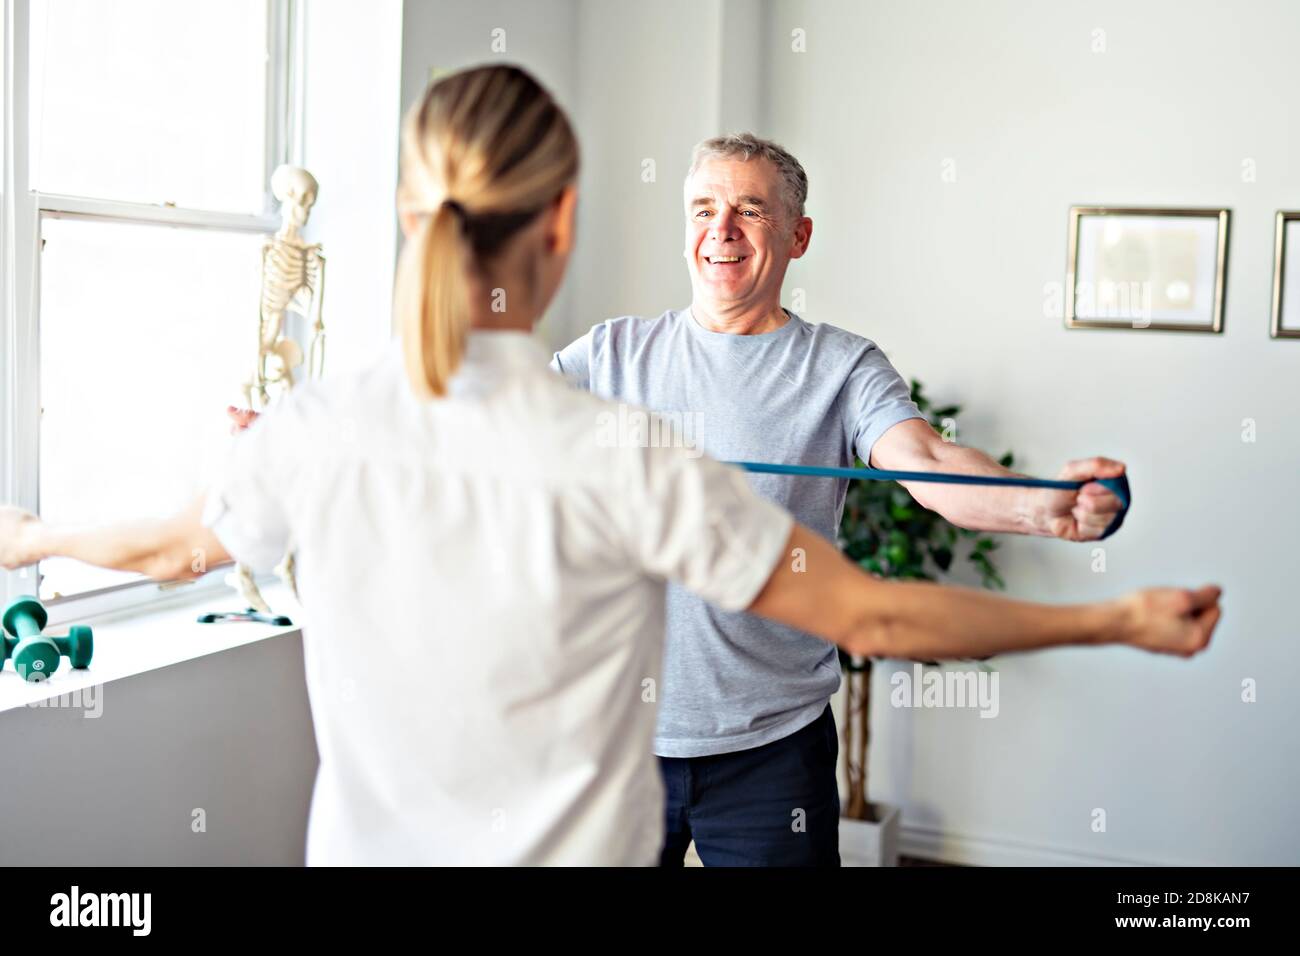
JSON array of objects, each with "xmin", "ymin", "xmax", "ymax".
[{"xmin": 0, "ymin": 581, "xmax": 303, "ymax": 715}]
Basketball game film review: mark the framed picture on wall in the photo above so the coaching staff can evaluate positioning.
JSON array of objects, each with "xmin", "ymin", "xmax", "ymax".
[
  {"xmin": 1270, "ymin": 211, "xmax": 1300, "ymax": 339},
  {"xmin": 1065, "ymin": 206, "xmax": 1230, "ymax": 333}
]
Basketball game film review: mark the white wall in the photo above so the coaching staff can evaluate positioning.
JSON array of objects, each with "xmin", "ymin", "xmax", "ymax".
[
  {"xmin": 563, "ymin": 0, "xmax": 728, "ymax": 340},
  {"xmin": 399, "ymin": 0, "xmax": 578, "ymax": 131},
  {"xmin": 0, "ymin": 635, "xmax": 316, "ymax": 864},
  {"xmin": 762, "ymin": 0, "xmax": 1300, "ymax": 865},
  {"xmin": 399, "ymin": 0, "xmax": 580, "ymax": 345},
  {"xmin": 302, "ymin": 0, "xmax": 405, "ymax": 376}
]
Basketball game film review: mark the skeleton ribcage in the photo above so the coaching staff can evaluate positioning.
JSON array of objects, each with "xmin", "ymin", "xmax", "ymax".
[{"xmin": 261, "ymin": 240, "xmax": 320, "ymax": 318}]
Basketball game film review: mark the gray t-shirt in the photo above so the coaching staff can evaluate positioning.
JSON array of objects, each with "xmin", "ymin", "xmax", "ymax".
[{"xmin": 551, "ymin": 307, "xmax": 923, "ymax": 757}]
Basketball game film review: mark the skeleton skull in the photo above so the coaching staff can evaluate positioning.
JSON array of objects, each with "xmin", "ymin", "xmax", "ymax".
[{"xmin": 271, "ymin": 164, "xmax": 319, "ymax": 230}]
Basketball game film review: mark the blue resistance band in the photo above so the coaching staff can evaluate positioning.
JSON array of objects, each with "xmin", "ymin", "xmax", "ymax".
[{"xmin": 725, "ymin": 461, "xmax": 1132, "ymax": 540}]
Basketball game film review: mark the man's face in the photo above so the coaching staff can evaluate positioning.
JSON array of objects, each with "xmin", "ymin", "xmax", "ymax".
[{"xmin": 683, "ymin": 157, "xmax": 810, "ymax": 311}]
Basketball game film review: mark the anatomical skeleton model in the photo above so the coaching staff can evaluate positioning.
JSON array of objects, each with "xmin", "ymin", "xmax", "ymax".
[
  {"xmin": 230, "ymin": 165, "xmax": 326, "ymax": 614},
  {"xmin": 248, "ymin": 165, "xmax": 327, "ymax": 405}
]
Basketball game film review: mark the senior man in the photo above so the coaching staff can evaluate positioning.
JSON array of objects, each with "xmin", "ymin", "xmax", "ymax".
[{"xmin": 549, "ymin": 133, "xmax": 1127, "ymax": 867}]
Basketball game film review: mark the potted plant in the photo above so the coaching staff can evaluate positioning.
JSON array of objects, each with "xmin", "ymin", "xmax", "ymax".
[{"xmin": 836, "ymin": 379, "xmax": 1012, "ymax": 866}]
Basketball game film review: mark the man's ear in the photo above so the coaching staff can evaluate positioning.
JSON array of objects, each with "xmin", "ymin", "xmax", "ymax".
[
  {"xmin": 546, "ymin": 185, "xmax": 578, "ymax": 256},
  {"xmin": 789, "ymin": 216, "xmax": 813, "ymax": 260}
]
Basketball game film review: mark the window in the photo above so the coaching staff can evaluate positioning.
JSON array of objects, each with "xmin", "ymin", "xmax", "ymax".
[
  {"xmin": 37, "ymin": 217, "xmax": 267, "ymax": 599},
  {"xmin": 2, "ymin": 0, "xmax": 302, "ymax": 620},
  {"xmin": 29, "ymin": 0, "xmax": 272, "ymax": 213}
]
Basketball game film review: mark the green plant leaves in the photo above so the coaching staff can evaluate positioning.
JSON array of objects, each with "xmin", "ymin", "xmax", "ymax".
[{"xmin": 837, "ymin": 379, "xmax": 1013, "ymax": 594}]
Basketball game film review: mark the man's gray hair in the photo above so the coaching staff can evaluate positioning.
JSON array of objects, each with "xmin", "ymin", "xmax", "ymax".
[{"xmin": 687, "ymin": 132, "xmax": 809, "ymax": 220}]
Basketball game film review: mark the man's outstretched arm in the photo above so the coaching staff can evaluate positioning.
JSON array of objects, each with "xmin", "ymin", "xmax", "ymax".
[
  {"xmin": 748, "ymin": 523, "xmax": 1220, "ymax": 661},
  {"xmin": 870, "ymin": 418, "xmax": 1125, "ymax": 542}
]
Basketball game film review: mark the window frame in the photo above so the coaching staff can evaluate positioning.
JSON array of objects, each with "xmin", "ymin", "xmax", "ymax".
[{"xmin": 1, "ymin": 0, "xmax": 305, "ymax": 624}]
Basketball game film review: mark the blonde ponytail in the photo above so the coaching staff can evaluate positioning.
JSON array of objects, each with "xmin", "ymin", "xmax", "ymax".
[
  {"xmin": 396, "ymin": 201, "xmax": 470, "ymax": 398},
  {"xmin": 394, "ymin": 65, "xmax": 579, "ymax": 400}
]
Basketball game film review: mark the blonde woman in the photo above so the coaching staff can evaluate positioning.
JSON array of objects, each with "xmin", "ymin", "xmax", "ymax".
[{"xmin": 0, "ymin": 65, "xmax": 1221, "ymax": 865}]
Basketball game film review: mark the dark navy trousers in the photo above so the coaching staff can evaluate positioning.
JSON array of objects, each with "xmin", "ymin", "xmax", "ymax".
[{"xmin": 657, "ymin": 704, "xmax": 841, "ymax": 867}]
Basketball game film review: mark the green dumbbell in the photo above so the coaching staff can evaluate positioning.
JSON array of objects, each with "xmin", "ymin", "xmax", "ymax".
[
  {"xmin": 1, "ymin": 595, "xmax": 93, "ymax": 682},
  {"xmin": 54, "ymin": 626, "xmax": 94, "ymax": 670}
]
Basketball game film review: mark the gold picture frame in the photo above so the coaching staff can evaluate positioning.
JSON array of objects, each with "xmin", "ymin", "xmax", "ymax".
[
  {"xmin": 1270, "ymin": 211, "xmax": 1300, "ymax": 339},
  {"xmin": 1065, "ymin": 206, "xmax": 1230, "ymax": 333}
]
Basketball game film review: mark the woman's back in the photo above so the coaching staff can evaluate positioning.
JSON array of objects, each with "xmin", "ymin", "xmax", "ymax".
[{"xmin": 202, "ymin": 329, "xmax": 793, "ymax": 864}]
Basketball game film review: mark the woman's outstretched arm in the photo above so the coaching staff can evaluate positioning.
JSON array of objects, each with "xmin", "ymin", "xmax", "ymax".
[
  {"xmin": 0, "ymin": 497, "xmax": 230, "ymax": 581},
  {"xmin": 748, "ymin": 523, "xmax": 1221, "ymax": 661}
]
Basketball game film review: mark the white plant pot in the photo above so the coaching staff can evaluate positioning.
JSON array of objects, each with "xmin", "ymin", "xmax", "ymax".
[{"xmin": 839, "ymin": 804, "xmax": 900, "ymax": 867}]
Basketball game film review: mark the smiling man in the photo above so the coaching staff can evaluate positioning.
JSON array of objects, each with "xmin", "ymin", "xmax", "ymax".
[{"xmin": 550, "ymin": 133, "xmax": 1127, "ymax": 867}]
